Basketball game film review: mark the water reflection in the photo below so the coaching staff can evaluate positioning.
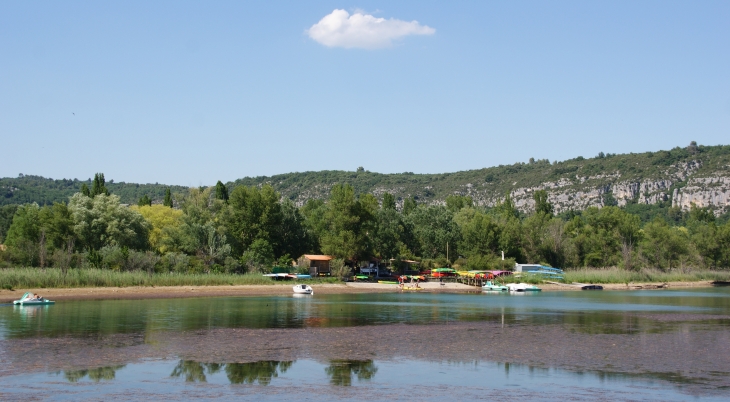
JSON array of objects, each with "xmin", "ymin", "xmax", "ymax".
[
  {"xmin": 170, "ymin": 360, "xmax": 216, "ymax": 382},
  {"xmin": 59, "ymin": 365, "xmax": 126, "ymax": 382},
  {"xmin": 325, "ymin": 360, "xmax": 378, "ymax": 386},
  {"xmin": 2, "ymin": 289, "xmax": 729, "ymax": 339},
  {"xmin": 170, "ymin": 360, "xmax": 293, "ymax": 385},
  {"xmin": 226, "ymin": 361, "xmax": 293, "ymax": 385}
]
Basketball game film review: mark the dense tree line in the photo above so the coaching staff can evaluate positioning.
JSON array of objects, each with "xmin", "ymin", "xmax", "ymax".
[{"xmin": 1, "ymin": 179, "xmax": 730, "ymax": 273}]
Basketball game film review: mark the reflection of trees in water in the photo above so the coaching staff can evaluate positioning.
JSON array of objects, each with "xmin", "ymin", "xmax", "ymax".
[
  {"xmin": 226, "ymin": 361, "xmax": 293, "ymax": 385},
  {"xmin": 63, "ymin": 365, "xmax": 126, "ymax": 382},
  {"xmin": 171, "ymin": 360, "xmax": 217, "ymax": 382},
  {"xmin": 325, "ymin": 360, "xmax": 378, "ymax": 386},
  {"xmin": 170, "ymin": 360, "xmax": 293, "ymax": 384}
]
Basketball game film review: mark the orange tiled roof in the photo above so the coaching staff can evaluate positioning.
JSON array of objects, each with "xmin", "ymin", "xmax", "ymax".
[{"xmin": 303, "ymin": 254, "xmax": 333, "ymax": 261}]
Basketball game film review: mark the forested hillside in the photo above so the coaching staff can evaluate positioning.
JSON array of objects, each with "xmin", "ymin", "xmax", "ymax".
[
  {"xmin": 2, "ymin": 144, "xmax": 730, "ymax": 272},
  {"xmin": 3, "ymin": 143, "xmax": 730, "ymax": 221},
  {"xmin": 233, "ymin": 143, "xmax": 730, "ymax": 220},
  {"xmin": 0, "ymin": 175, "xmax": 188, "ymax": 206}
]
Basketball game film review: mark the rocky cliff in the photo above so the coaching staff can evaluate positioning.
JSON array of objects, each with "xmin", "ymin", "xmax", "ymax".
[{"xmin": 233, "ymin": 144, "xmax": 730, "ymax": 216}]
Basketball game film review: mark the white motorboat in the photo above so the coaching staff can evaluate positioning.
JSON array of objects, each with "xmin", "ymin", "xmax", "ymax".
[
  {"xmin": 293, "ymin": 284, "xmax": 314, "ymax": 295},
  {"xmin": 506, "ymin": 283, "xmax": 542, "ymax": 292},
  {"xmin": 13, "ymin": 292, "xmax": 55, "ymax": 305}
]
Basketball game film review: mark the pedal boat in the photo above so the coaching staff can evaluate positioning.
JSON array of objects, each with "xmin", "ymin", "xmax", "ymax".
[
  {"xmin": 293, "ymin": 284, "xmax": 314, "ymax": 295},
  {"xmin": 13, "ymin": 292, "xmax": 55, "ymax": 305},
  {"xmin": 482, "ymin": 281, "xmax": 508, "ymax": 291},
  {"xmin": 506, "ymin": 283, "xmax": 542, "ymax": 292}
]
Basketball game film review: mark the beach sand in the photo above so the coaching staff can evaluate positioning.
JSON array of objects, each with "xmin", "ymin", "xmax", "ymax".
[{"xmin": 0, "ymin": 280, "xmax": 718, "ymax": 303}]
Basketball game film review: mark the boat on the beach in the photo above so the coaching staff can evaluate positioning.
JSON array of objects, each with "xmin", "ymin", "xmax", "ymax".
[
  {"xmin": 482, "ymin": 281, "xmax": 508, "ymax": 291},
  {"xmin": 293, "ymin": 284, "xmax": 314, "ymax": 295},
  {"xmin": 378, "ymin": 280, "xmax": 399, "ymax": 284},
  {"xmin": 506, "ymin": 283, "xmax": 542, "ymax": 292},
  {"xmin": 400, "ymin": 286, "xmax": 423, "ymax": 291},
  {"xmin": 13, "ymin": 292, "xmax": 55, "ymax": 305}
]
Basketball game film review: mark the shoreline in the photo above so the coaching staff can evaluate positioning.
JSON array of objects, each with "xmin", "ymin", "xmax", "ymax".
[{"xmin": 0, "ymin": 280, "xmax": 720, "ymax": 302}]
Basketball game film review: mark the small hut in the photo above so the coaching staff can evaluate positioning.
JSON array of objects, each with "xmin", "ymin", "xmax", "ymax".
[{"xmin": 301, "ymin": 254, "xmax": 334, "ymax": 276}]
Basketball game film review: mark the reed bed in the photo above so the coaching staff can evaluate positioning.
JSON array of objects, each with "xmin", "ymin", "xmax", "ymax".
[
  {"xmin": 562, "ymin": 268, "xmax": 730, "ymax": 284},
  {"xmin": 0, "ymin": 268, "xmax": 339, "ymax": 289}
]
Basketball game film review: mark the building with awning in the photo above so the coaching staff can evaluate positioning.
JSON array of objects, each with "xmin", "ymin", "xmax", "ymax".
[{"xmin": 301, "ymin": 254, "xmax": 333, "ymax": 276}]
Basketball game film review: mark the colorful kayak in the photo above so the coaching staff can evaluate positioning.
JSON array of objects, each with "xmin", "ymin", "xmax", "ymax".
[{"xmin": 378, "ymin": 281, "xmax": 399, "ymax": 284}]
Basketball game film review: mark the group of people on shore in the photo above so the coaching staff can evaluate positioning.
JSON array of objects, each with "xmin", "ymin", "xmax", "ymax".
[{"xmin": 398, "ymin": 275, "xmax": 421, "ymax": 290}]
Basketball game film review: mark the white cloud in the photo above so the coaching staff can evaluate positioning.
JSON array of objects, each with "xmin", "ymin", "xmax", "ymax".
[{"xmin": 307, "ymin": 9, "xmax": 435, "ymax": 49}]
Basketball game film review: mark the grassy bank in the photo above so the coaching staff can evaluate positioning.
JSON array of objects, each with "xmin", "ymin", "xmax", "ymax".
[
  {"xmin": 0, "ymin": 267, "xmax": 339, "ymax": 290},
  {"xmin": 561, "ymin": 268, "xmax": 730, "ymax": 284}
]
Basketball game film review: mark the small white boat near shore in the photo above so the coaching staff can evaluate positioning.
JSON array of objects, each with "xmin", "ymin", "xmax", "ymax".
[
  {"xmin": 482, "ymin": 281, "xmax": 508, "ymax": 292},
  {"xmin": 506, "ymin": 283, "xmax": 542, "ymax": 292},
  {"xmin": 13, "ymin": 292, "xmax": 55, "ymax": 305},
  {"xmin": 293, "ymin": 284, "xmax": 314, "ymax": 295}
]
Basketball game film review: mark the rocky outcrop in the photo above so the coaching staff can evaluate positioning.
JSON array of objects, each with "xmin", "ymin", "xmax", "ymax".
[
  {"xmin": 444, "ymin": 160, "xmax": 728, "ymax": 215},
  {"xmin": 672, "ymin": 176, "xmax": 730, "ymax": 214}
]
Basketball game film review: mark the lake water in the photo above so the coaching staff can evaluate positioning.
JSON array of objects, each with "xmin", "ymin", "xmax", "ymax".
[{"xmin": 1, "ymin": 288, "xmax": 729, "ymax": 400}]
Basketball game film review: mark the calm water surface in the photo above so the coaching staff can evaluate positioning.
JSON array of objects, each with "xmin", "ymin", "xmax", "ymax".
[{"xmin": 1, "ymin": 288, "xmax": 728, "ymax": 400}]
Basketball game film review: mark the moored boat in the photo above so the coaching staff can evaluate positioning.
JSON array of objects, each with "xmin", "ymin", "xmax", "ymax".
[
  {"xmin": 482, "ymin": 281, "xmax": 508, "ymax": 291},
  {"xmin": 293, "ymin": 284, "xmax": 314, "ymax": 295},
  {"xmin": 13, "ymin": 292, "xmax": 55, "ymax": 305},
  {"xmin": 506, "ymin": 283, "xmax": 542, "ymax": 292}
]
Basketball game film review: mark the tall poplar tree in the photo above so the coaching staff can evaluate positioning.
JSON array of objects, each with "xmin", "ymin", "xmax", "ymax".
[
  {"xmin": 90, "ymin": 173, "xmax": 109, "ymax": 197},
  {"xmin": 163, "ymin": 188, "xmax": 173, "ymax": 208},
  {"xmin": 80, "ymin": 183, "xmax": 91, "ymax": 197}
]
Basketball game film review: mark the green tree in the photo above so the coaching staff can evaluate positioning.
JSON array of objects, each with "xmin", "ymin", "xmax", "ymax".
[
  {"xmin": 494, "ymin": 191, "xmax": 519, "ymax": 219},
  {"xmin": 402, "ymin": 197, "xmax": 417, "ymax": 216},
  {"xmin": 456, "ymin": 208, "xmax": 500, "ymax": 258},
  {"xmin": 405, "ymin": 205, "xmax": 460, "ymax": 260},
  {"xmin": 445, "ymin": 195, "xmax": 473, "ymax": 212},
  {"xmin": 320, "ymin": 184, "xmax": 373, "ymax": 261},
  {"xmin": 68, "ymin": 193, "xmax": 150, "ymax": 251},
  {"xmin": 533, "ymin": 190, "xmax": 553, "ymax": 216},
  {"xmin": 381, "ymin": 192, "xmax": 396, "ymax": 210},
  {"xmin": 80, "ymin": 183, "xmax": 91, "ymax": 197},
  {"xmin": 226, "ymin": 184, "xmax": 283, "ymax": 257},
  {"xmin": 163, "ymin": 188, "xmax": 173, "ymax": 208},
  {"xmin": 90, "ymin": 173, "xmax": 109, "ymax": 197},
  {"xmin": 688, "ymin": 204, "xmax": 715, "ymax": 224},
  {"xmin": 300, "ymin": 199, "xmax": 327, "ymax": 251},
  {"xmin": 641, "ymin": 218, "xmax": 690, "ymax": 269},
  {"xmin": 0, "ymin": 205, "xmax": 19, "ymax": 243},
  {"xmin": 278, "ymin": 200, "xmax": 315, "ymax": 259},
  {"xmin": 372, "ymin": 208, "xmax": 413, "ymax": 260},
  {"xmin": 215, "ymin": 181, "xmax": 229, "ymax": 202},
  {"xmin": 138, "ymin": 194, "xmax": 152, "ymax": 207}
]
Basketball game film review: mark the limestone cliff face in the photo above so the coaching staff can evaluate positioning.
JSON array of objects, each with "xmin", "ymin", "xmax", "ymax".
[
  {"xmin": 456, "ymin": 160, "xmax": 729, "ymax": 216},
  {"xmin": 672, "ymin": 176, "xmax": 730, "ymax": 212},
  {"xmin": 232, "ymin": 146, "xmax": 730, "ymax": 216}
]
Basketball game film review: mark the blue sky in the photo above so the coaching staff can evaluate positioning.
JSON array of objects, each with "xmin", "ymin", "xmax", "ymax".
[{"xmin": 1, "ymin": 1, "xmax": 728, "ymax": 186}]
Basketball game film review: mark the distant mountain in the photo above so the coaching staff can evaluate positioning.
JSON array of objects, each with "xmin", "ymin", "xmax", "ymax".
[{"xmin": 3, "ymin": 144, "xmax": 730, "ymax": 217}]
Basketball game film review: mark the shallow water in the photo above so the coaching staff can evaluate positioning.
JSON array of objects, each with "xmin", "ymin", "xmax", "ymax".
[{"xmin": 1, "ymin": 288, "xmax": 729, "ymax": 400}]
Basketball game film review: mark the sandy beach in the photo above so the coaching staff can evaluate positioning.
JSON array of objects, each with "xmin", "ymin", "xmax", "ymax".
[{"xmin": 0, "ymin": 280, "xmax": 719, "ymax": 303}]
